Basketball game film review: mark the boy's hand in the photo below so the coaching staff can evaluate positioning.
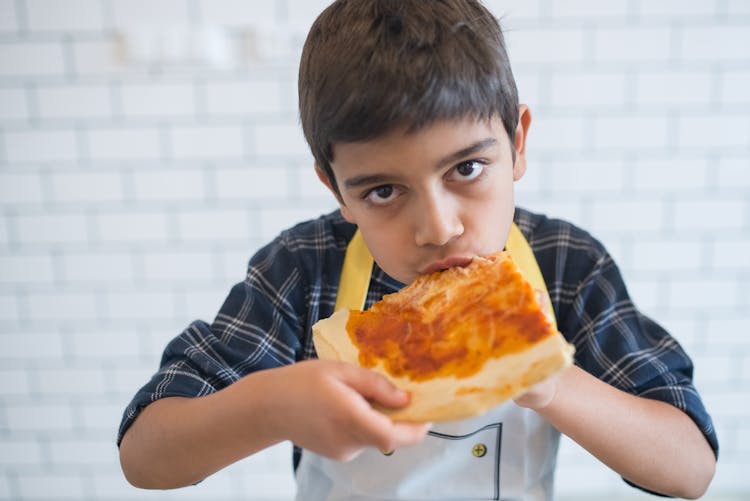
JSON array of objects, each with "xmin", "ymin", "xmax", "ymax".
[
  {"xmin": 262, "ymin": 360, "xmax": 431, "ymax": 461},
  {"xmin": 512, "ymin": 371, "xmax": 562, "ymax": 410}
]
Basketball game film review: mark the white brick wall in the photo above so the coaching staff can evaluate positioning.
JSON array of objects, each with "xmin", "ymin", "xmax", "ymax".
[
  {"xmin": 88, "ymin": 127, "xmax": 162, "ymax": 161},
  {"xmin": 26, "ymin": 0, "xmax": 105, "ymax": 32},
  {"xmin": 0, "ymin": 43, "xmax": 66, "ymax": 77},
  {"xmin": 110, "ymin": 0, "xmax": 191, "ymax": 28},
  {"xmin": 205, "ymin": 80, "xmax": 284, "ymax": 115},
  {"xmin": 0, "ymin": 1, "xmax": 748, "ymax": 500},
  {"xmin": 119, "ymin": 83, "xmax": 195, "ymax": 118},
  {"xmin": 5, "ymin": 130, "xmax": 79, "ymax": 163},
  {"xmin": 170, "ymin": 125, "xmax": 245, "ymax": 159}
]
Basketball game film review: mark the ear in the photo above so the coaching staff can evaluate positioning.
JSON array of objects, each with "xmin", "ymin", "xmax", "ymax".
[
  {"xmin": 512, "ymin": 104, "xmax": 532, "ymax": 181},
  {"xmin": 315, "ymin": 165, "xmax": 355, "ymax": 223}
]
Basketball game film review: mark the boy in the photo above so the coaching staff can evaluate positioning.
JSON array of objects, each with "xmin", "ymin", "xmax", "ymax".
[{"xmin": 118, "ymin": 1, "xmax": 718, "ymax": 499}]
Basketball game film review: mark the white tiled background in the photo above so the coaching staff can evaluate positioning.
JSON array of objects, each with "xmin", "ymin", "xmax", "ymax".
[{"xmin": 0, "ymin": 0, "xmax": 748, "ymax": 499}]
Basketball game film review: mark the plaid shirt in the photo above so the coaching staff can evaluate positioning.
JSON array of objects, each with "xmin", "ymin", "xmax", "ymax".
[{"xmin": 118, "ymin": 207, "xmax": 719, "ymax": 468}]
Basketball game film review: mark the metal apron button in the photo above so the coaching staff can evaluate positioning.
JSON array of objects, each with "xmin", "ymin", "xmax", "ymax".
[{"xmin": 472, "ymin": 443, "xmax": 487, "ymax": 457}]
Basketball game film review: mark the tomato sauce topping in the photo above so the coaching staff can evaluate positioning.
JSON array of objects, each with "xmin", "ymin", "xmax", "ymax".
[{"xmin": 346, "ymin": 256, "xmax": 554, "ymax": 382}]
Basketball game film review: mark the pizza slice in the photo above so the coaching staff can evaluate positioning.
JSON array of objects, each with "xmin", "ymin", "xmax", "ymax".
[{"xmin": 312, "ymin": 251, "xmax": 575, "ymax": 422}]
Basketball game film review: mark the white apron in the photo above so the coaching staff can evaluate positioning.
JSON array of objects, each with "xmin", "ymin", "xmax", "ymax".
[{"xmin": 296, "ymin": 224, "xmax": 561, "ymax": 501}]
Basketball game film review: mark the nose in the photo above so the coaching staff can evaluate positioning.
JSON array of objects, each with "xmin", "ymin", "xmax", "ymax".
[{"xmin": 414, "ymin": 193, "xmax": 464, "ymax": 247}]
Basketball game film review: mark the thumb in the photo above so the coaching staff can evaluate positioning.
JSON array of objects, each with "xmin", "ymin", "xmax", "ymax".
[{"xmin": 341, "ymin": 365, "xmax": 410, "ymax": 410}]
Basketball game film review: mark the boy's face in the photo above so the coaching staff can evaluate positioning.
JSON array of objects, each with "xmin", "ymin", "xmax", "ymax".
[{"xmin": 319, "ymin": 107, "xmax": 531, "ymax": 285}]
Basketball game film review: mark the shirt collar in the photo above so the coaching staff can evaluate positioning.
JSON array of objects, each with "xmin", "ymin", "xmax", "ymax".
[{"xmin": 370, "ymin": 263, "xmax": 405, "ymax": 294}]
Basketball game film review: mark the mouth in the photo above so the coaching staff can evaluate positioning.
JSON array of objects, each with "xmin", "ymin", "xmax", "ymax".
[{"xmin": 419, "ymin": 256, "xmax": 475, "ymax": 275}]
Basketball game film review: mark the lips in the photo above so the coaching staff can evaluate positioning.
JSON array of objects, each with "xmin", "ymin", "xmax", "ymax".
[{"xmin": 420, "ymin": 256, "xmax": 475, "ymax": 275}]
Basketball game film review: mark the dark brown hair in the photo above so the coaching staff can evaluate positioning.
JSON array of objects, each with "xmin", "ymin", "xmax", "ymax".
[{"xmin": 299, "ymin": 0, "xmax": 519, "ymax": 194}]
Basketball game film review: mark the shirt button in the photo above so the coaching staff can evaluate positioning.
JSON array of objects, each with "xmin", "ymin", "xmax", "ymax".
[{"xmin": 472, "ymin": 443, "xmax": 487, "ymax": 458}]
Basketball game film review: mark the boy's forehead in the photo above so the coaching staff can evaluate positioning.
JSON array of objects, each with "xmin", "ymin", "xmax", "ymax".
[{"xmin": 329, "ymin": 115, "xmax": 510, "ymax": 176}]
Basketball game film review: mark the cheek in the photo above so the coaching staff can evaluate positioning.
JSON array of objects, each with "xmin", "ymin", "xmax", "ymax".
[
  {"xmin": 369, "ymin": 219, "xmax": 409, "ymax": 253},
  {"xmin": 466, "ymin": 181, "xmax": 515, "ymax": 246},
  {"xmin": 336, "ymin": 195, "xmax": 357, "ymax": 223},
  {"xmin": 339, "ymin": 205, "xmax": 355, "ymax": 224},
  {"xmin": 359, "ymin": 218, "xmax": 416, "ymax": 279}
]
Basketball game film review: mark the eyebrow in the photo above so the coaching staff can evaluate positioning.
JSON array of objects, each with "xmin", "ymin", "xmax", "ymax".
[
  {"xmin": 436, "ymin": 137, "xmax": 498, "ymax": 170},
  {"xmin": 343, "ymin": 137, "xmax": 498, "ymax": 189}
]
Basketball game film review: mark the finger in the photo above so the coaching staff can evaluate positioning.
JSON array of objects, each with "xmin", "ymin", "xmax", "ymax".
[
  {"xmin": 535, "ymin": 289, "xmax": 554, "ymax": 322},
  {"xmin": 351, "ymin": 412, "xmax": 431, "ymax": 453},
  {"xmin": 335, "ymin": 447, "xmax": 365, "ymax": 463},
  {"xmin": 334, "ymin": 364, "xmax": 429, "ymax": 451},
  {"xmin": 535, "ymin": 289, "xmax": 548, "ymax": 309},
  {"xmin": 339, "ymin": 365, "xmax": 410, "ymax": 409},
  {"xmin": 390, "ymin": 422, "xmax": 431, "ymax": 448},
  {"xmin": 344, "ymin": 394, "xmax": 432, "ymax": 452}
]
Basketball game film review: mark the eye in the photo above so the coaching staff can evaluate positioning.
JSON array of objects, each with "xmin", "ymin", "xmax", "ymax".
[
  {"xmin": 449, "ymin": 160, "xmax": 485, "ymax": 182},
  {"xmin": 364, "ymin": 184, "xmax": 400, "ymax": 205}
]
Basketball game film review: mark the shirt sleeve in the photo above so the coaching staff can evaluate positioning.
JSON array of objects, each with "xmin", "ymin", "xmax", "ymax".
[
  {"xmin": 117, "ymin": 236, "xmax": 308, "ymax": 446},
  {"xmin": 554, "ymin": 234, "xmax": 719, "ymax": 460}
]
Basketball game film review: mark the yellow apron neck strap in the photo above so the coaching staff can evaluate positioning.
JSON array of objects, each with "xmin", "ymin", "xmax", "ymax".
[
  {"xmin": 505, "ymin": 223, "xmax": 557, "ymax": 330},
  {"xmin": 335, "ymin": 224, "xmax": 556, "ymax": 329},
  {"xmin": 334, "ymin": 230, "xmax": 374, "ymax": 312}
]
